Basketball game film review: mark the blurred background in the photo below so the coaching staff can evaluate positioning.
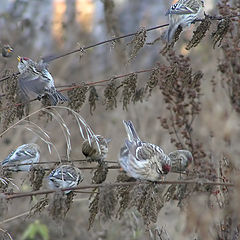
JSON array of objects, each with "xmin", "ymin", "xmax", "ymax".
[{"xmin": 0, "ymin": 0, "xmax": 238, "ymax": 239}]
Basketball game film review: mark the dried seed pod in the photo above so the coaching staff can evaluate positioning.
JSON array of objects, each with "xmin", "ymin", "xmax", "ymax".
[
  {"xmin": 29, "ymin": 167, "xmax": 46, "ymax": 191},
  {"xmin": 103, "ymin": 79, "xmax": 118, "ymax": 110},
  {"xmin": 67, "ymin": 83, "xmax": 88, "ymax": 112},
  {"xmin": 186, "ymin": 15, "xmax": 212, "ymax": 50},
  {"xmin": 88, "ymin": 86, "xmax": 99, "ymax": 115},
  {"xmin": 128, "ymin": 27, "xmax": 147, "ymax": 62},
  {"xmin": 212, "ymin": 18, "xmax": 231, "ymax": 48},
  {"xmin": 121, "ymin": 73, "xmax": 137, "ymax": 110}
]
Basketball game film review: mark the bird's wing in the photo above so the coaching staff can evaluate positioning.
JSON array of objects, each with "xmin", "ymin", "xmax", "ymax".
[
  {"xmin": 18, "ymin": 72, "xmax": 47, "ymax": 100},
  {"xmin": 51, "ymin": 167, "xmax": 78, "ymax": 182},
  {"xmin": 5, "ymin": 148, "xmax": 36, "ymax": 163}
]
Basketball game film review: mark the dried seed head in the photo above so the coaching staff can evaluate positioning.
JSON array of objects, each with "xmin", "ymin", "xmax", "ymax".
[
  {"xmin": 68, "ymin": 83, "xmax": 88, "ymax": 112},
  {"xmin": 145, "ymin": 67, "xmax": 160, "ymax": 95},
  {"xmin": 186, "ymin": 15, "xmax": 212, "ymax": 50},
  {"xmin": 29, "ymin": 198, "xmax": 49, "ymax": 217},
  {"xmin": 212, "ymin": 18, "xmax": 231, "ymax": 48},
  {"xmin": 103, "ymin": 79, "xmax": 118, "ymax": 110},
  {"xmin": 88, "ymin": 86, "xmax": 99, "ymax": 115},
  {"xmin": 121, "ymin": 73, "xmax": 137, "ymax": 110},
  {"xmin": 132, "ymin": 87, "xmax": 145, "ymax": 104},
  {"xmin": 128, "ymin": 27, "xmax": 147, "ymax": 62},
  {"xmin": 29, "ymin": 167, "xmax": 46, "ymax": 191},
  {"xmin": 92, "ymin": 162, "xmax": 108, "ymax": 184},
  {"xmin": 88, "ymin": 193, "xmax": 99, "ymax": 229},
  {"xmin": 99, "ymin": 184, "xmax": 116, "ymax": 221},
  {"xmin": 48, "ymin": 191, "xmax": 74, "ymax": 221}
]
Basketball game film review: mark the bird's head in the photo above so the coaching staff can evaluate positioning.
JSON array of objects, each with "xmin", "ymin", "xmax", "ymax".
[
  {"xmin": 17, "ymin": 56, "xmax": 31, "ymax": 73},
  {"xmin": 162, "ymin": 163, "xmax": 171, "ymax": 175},
  {"xmin": 2, "ymin": 44, "xmax": 13, "ymax": 57}
]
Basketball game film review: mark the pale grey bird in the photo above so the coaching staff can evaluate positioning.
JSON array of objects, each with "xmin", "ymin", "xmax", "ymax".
[
  {"xmin": 1, "ymin": 143, "xmax": 40, "ymax": 171},
  {"xmin": 119, "ymin": 120, "xmax": 171, "ymax": 181},
  {"xmin": 17, "ymin": 56, "xmax": 68, "ymax": 105},
  {"xmin": 166, "ymin": 0, "xmax": 204, "ymax": 42},
  {"xmin": 48, "ymin": 165, "xmax": 83, "ymax": 194},
  {"xmin": 168, "ymin": 150, "xmax": 193, "ymax": 172},
  {"xmin": 82, "ymin": 135, "xmax": 111, "ymax": 163}
]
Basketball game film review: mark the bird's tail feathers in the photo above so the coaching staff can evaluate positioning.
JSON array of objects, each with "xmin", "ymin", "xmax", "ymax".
[
  {"xmin": 48, "ymin": 91, "xmax": 68, "ymax": 105},
  {"xmin": 123, "ymin": 120, "xmax": 141, "ymax": 142}
]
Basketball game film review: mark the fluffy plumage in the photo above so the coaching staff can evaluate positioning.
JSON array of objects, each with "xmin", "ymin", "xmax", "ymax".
[
  {"xmin": 48, "ymin": 165, "xmax": 83, "ymax": 194},
  {"xmin": 119, "ymin": 120, "xmax": 171, "ymax": 181},
  {"xmin": 1, "ymin": 44, "xmax": 13, "ymax": 57},
  {"xmin": 1, "ymin": 143, "xmax": 40, "ymax": 171},
  {"xmin": 17, "ymin": 56, "xmax": 68, "ymax": 105},
  {"xmin": 82, "ymin": 135, "xmax": 111, "ymax": 163},
  {"xmin": 166, "ymin": 0, "xmax": 204, "ymax": 42},
  {"xmin": 168, "ymin": 149, "xmax": 193, "ymax": 172}
]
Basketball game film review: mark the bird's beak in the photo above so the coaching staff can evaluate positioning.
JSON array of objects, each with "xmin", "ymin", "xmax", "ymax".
[
  {"xmin": 7, "ymin": 48, "xmax": 13, "ymax": 53},
  {"xmin": 17, "ymin": 56, "xmax": 21, "ymax": 62}
]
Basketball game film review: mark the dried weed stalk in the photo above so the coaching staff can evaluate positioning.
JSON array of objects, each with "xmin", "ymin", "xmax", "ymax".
[
  {"xmin": 132, "ymin": 87, "xmax": 145, "ymax": 104},
  {"xmin": 88, "ymin": 192, "xmax": 99, "ymax": 229},
  {"xmin": 29, "ymin": 198, "xmax": 49, "ymax": 217},
  {"xmin": 145, "ymin": 66, "xmax": 161, "ymax": 96}
]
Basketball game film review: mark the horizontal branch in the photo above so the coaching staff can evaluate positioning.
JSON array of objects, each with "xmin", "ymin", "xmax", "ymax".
[{"xmin": 3, "ymin": 180, "xmax": 234, "ymax": 200}]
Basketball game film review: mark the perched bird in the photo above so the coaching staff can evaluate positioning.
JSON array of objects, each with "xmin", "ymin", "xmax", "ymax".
[
  {"xmin": 168, "ymin": 150, "xmax": 193, "ymax": 172},
  {"xmin": 119, "ymin": 120, "xmax": 171, "ymax": 181},
  {"xmin": 17, "ymin": 56, "xmax": 68, "ymax": 105},
  {"xmin": 82, "ymin": 135, "xmax": 111, "ymax": 163},
  {"xmin": 48, "ymin": 165, "xmax": 83, "ymax": 194},
  {"xmin": 1, "ymin": 44, "xmax": 14, "ymax": 58},
  {"xmin": 1, "ymin": 143, "xmax": 40, "ymax": 171},
  {"xmin": 166, "ymin": 0, "xmax": 204, "ymax": 42}
]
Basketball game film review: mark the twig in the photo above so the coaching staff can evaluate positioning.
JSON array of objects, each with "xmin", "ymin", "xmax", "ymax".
[{"xmin": 3, "ymin": 180, "xmax": 234, "ymax": 200}]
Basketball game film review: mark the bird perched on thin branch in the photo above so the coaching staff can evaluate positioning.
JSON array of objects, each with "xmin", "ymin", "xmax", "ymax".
[
  {"xmin": 1, "ymin": 44, "xmax": 14, "ymax": 58},
  {"xmin": 48, "ymin": 165, "xmax": 83, "ymax": 194},
  {"xmin": 82, "ymin": 135, "xmax": 111, "ymax": 163},
  {"xmin": 1, "ymin": 143, "xmax": 40, "ymax": 171},
  {"xmin": 119, "ymin": 120, "xmax": 171, "ymax": 181},
  {"xmin": 17, "ymin": 56, "xmax": 68, "ymax": 105},
  {"xmin": 166, "ymin": 0, "xmax": 204, "ymax": 42},
  {"xmin": 168, "ymin": 150, "xmax": 193, "ymax": 172}
]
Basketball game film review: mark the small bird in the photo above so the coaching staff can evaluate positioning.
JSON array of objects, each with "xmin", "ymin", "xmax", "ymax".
[
  {"xmin": 119, "ymin": 120, "xmax": 171, "ymax": 181},
  {"xmin": 17, "ymin": 56, "xmax": 68, "ymax": 105},
  {"xmin": 168, "ymin": 150, "xmax": 193, "ymax": 172},
  {"xmin": 166, "ymin": 0, "xmax": 204, "ymax": 42},
  {"xmin": 1, "ymin": 143, "xmax": 40, "ymax": 171},
  {"xmin": 48, "ymin": 165, "xmax": 83, "ymax": 194},
  {"xmin": 82, "ymin": 135, "xmax": 111, "ymax": 163},
  {"xmin": 1, "ymin": 44, "xmax": 14, "ymax": 58}
]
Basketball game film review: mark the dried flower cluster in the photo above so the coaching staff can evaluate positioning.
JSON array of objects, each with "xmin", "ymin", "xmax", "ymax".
[
  {"xmin": 67, "ymin": 84, "xmax": 88, "ymax": 112},
  {"xmin": 103, "ymin": 79, "xmax": 119, "ymax": 110}
]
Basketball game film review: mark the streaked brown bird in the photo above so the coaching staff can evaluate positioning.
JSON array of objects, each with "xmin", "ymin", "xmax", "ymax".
[
  {"xmin": 82, "ymin": 135, "xmax": 111, "ymax": 163},
  {"xmin": 166, "ymin": 0, "xmax": 204, "ymax": 42},
  {"xmin": 17, "ymin": 56, "xmax": 68, "ymax": 105},
  {"xmin": 1, "ymin": 44, "xmax": 13, "ymax": 57},
  {"xmin": 168, "ymin": 150, "xmax": 193, "ymax": 172},
  {"xmin": 119, "ymin": 120, "xmax": 171, "ymax": 181}
]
